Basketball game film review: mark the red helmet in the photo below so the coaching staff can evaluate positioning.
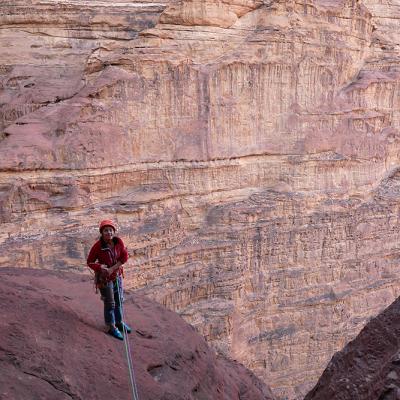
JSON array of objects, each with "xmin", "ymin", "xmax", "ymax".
[{"xmin": 99, "ymin": 219, "xmax": 116, "ymax": 233}]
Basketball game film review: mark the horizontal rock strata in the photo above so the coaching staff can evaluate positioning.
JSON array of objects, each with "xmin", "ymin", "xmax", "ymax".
[{"xmin": 1, "ymin": 0, "xmax": 400, "ymax": 398}]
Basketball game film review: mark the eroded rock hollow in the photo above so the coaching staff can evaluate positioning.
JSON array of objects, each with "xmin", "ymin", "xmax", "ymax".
[
  {"xmin": 305, "ymin": 294, "xmax": 400, "ymax": 400},
  {"xmin": 1, "ymin": 0, "xmax": 400, "ymax": 398}
]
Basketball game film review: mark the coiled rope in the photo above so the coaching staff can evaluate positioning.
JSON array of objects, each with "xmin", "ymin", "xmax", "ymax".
[{"xmin": 116, "ymin": 278, "xmax": 140, "ymax": 400}]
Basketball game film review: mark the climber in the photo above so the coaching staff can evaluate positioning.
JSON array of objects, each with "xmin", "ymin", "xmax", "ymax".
[{"xmin": 87, "ymin": 219, "xmax": 132, "ymax": 340}]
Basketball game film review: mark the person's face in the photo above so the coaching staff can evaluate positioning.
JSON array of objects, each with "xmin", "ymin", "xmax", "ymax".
[{"xmin": 101, "ymin": 226, "xmax": 114, "ymax": 241}]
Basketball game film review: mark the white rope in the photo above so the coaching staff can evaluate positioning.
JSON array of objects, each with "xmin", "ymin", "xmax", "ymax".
[{"xmin": 116, "ymin": 278, "xmax": 140, "ymax": 400}]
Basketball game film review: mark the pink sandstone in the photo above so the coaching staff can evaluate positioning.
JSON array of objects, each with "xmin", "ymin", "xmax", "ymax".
[
  {"xmin": 0, "ymin": 267, "xmax": 275, "ymax": 400},
  {"xmin": 1, "ymin": 0, "xmax": 400, "ymax": 398}
]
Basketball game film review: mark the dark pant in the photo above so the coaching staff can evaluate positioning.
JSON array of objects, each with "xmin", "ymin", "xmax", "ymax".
[{"xmin": 100, "ymin": 276, "xmax": 123, "ymax": 326}]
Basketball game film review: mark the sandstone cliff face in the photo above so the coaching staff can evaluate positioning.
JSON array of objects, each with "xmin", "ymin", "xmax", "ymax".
[{"xmin": 1, "ymin": 1, "xmax": 400, "ymax": 399}]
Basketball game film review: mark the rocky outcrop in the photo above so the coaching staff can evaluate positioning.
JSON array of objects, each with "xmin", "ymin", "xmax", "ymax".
[
  {"xmin": 305, "ymin": 295, "xmax": 400, "ymax": 400},
  {"xmin": 0, "ymin": 267, "xmax": 274, "ymax": 400},
  {"xmin": 1, "ymin": 1, "xmax": 400, "ymax": 399}
]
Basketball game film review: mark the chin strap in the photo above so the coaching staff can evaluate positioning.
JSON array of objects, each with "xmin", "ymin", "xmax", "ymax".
[{"xmin": 115, "ymin": 278, "xmax": 140, "ymax": 400}]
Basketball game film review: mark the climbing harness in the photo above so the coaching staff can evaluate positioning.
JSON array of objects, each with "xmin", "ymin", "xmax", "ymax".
[{"xmin": 116, "ymin": 278, "xmax": 140, "ymax": 400}]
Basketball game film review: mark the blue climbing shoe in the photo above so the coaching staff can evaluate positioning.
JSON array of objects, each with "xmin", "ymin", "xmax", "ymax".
[
  {"xmin": 108, "ymin": 327, "xmax": 124, "ymax": 340},
  {"xmin": 116, "ymin": 322, "xmax": 132, "ymax": 334}
]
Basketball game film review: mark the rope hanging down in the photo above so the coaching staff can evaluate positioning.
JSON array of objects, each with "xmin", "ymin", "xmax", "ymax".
[{"xmin": 116, "ymin": 278, "xmax": 140, "ymax": 400}]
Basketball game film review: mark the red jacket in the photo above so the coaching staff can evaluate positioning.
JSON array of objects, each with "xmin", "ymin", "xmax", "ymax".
[{"xmin": 87, "ymin": 237, "xmax": 128, "ymax": 282}]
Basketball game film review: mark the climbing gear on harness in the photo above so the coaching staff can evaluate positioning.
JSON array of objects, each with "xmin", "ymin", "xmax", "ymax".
[
  {"xmin": 116, "ymin": 278, "xmax": 140, "ymax": 400},
  {"xmin": 87, "ymin": 264, "xmax": 103, "ymax": 293},
  {"xmin": 108, "ymin": 326, "xmax": 124, "ymax": 340},
  {"xmin": 95, "ymin": 269, "xmax": 108, "ymax": 291},
  {"xmin": 99, "ymin": 219, "xmax": 116, "ymax": 233},
  {"xmin": 116, "ymin": 322, "xmax": 132, "ymax": 334}
]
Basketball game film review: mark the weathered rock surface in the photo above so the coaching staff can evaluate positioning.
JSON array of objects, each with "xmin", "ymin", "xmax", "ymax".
[
  {"xmin": 305, "ymin": 295, "xmax": 400, "ymax": 400},
  {"xmin": 0, "ymin": 267, "xmax": 274, "ymax": 400},
  {"xmin": 1, "ymin": 0, "xmax": 400, "ymax": 399}
]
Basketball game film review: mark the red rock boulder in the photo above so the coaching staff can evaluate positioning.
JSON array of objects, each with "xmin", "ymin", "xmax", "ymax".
[{"xmin": 0, "ymin": 267, "xmax": 275, "ymax": 400}]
